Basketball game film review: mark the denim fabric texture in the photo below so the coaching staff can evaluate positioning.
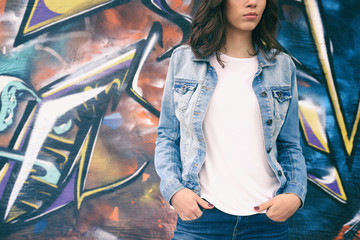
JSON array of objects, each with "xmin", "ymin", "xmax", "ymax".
[
  {"xmin": 173, "ymin": 206, "xmax": 289, "ymax": 240},
  {"xmin": 154, "ymin": 45, "xmax": 307, "ymax": 207}
]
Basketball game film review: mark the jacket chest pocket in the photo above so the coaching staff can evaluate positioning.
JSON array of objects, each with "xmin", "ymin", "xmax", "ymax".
[
  {"xmin": 271, "ymin": 87, "xmax": 292, "ymax": 121},
  {"xmin": 173, "ymin": 80, "xmax": 198, "ymax": 113}
]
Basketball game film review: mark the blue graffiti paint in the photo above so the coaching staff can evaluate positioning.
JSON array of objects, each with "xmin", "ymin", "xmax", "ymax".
[
  {"xmin": 0, "ymin": 76, "xmax": 41, "ymax": 131},
  {"xmin": 53, "ymin": 119, "xmax": 73, "ymax": 134},
  {"xmin": 103, "ymin": 113, "xmax": 123, "ymax": 129},
  {"xmin": 0, "ymin": 46, "xmax": 36, "ymax": 82},
  {"xmin": 0, "ymin": 149, "xmax": 61, "ymax": 185},
  {"xmin": 278, "ymin": 0, "xmax": 360, "ymax": 239},
  {"xmin": 34, "ymin": 219, "xmax": 47, "ymax": 233}
]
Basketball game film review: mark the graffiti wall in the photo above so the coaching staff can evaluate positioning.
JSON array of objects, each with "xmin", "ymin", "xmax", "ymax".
[{"xmin": 0, "ymin": 0, "xmax": 359, "ymax": 239}]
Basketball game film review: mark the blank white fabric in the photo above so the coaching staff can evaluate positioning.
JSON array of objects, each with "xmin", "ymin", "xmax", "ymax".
[{"xmin": 199, "ymin": 54, "xmax": 280, "ymax": 216}]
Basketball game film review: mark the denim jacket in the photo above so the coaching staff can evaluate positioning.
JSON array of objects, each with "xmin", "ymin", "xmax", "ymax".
[{"xmin": 155, "ymin": 45, "xmax": 307, "ymax": 207}]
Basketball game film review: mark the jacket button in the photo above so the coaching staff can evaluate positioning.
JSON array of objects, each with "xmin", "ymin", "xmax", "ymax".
[
  {"xmin": 267, "ymin": 119, "xmax": 273, "ymax": 125},
  {"xmin": 277, "ymin": 92, "xmax": 283, "ymax": 98},
  {"xmin": 277, "ymin": 170, "xmax": 283, "ymax": 176},
  {"xmin": 261, "ymin": 91, "xmax": 267, "ymax": 97}
]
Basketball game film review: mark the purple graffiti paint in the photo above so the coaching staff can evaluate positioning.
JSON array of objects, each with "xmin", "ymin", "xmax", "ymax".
[
  {"xmin": 44, "ymin": 59, "xmax": 132, "ymax": 101},
  {"xmin": 44, "ymin": 171, "xmax": 76, "ymax": 213},
  {"xmin": 308, "ymin": 173, "xmax": 341, "ymax": 195},
  {"xmin": 154, "ymin": 0, "xmax": 170, "ymax": 14},
  {"xmin": 0, "ymin": 161, "xmax": 15, "ymax": 201},
  {"xmin": 300, "ymin": 111, "xmax": 326, "ymax": 151},
  {"xmin": 326, "ymin": 178, "xmax": 342, "ymax": 195},
  {"xmin": 28, "ymin": 0, "xmax": 60, "ymax": 28}
]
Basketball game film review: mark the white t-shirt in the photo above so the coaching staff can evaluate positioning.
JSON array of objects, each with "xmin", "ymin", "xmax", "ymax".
[{"xmin": 199, "ymin": 53, "xmax": 280, "ymax": 216}]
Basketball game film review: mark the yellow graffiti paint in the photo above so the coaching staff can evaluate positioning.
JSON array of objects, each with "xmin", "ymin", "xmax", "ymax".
[
  {"xmin": 0, "ymin": 163, "xmax": 9, "ymax": 184},
  {"xmin": 140, "ymin": 183, "xmax": 160, "ymax": 206},
  {"xmin": 43, "ymin": 146, "xmax": 69, "ymax": 167},
  {"xmin": 20, "ymin": 200, "xmax": 40, "ymax": 209},
  {"xmin": 130, "ymin": 88, "xmax": 148, "ymax": 104},
  {"xmin": 39, "ymin": 191, "xmax": 52, "ymax": 196},
  {"xmin": 105, "ymin": 78, "xmax": 121, "ymax": 94},
  {"xmin": 30, "ymin": 176, "xmax": 58, "ymax": 188},
  {"xmin": 24, "ymin": 0, "xmax": 112, "ymax": 34},
  {"xmin": 299, "ymin": 102, "xmax": 329, "ymax": 153},
  {"xmin": 42, "ymin": 50, "xmax": 136, "ymax": 98},
  {"xmin": 6, "ymin": 206, "xmax": 27, "ymax": 223},
  {"xmin": 48, "ymin": 133, "xmax": 75, "ymax": 145},
  {"xmin": 76, "ymin": 129, "xmax": 91, "ymax": 209},
  {"xmin": 44, "ymin": 0, "xmax": 109, "ymax": 14},
  {"xmin": 304, "ymin": 0, "xmax": 360, "ymax": 155}
]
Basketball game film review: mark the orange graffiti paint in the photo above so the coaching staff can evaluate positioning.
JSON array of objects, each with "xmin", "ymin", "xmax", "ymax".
[
  {"xmin": 334, "ymin": 225, "xmax": 350, "ymax": 240},
  {"xmin": 142, "ymin": 173, "xmax": 150, "ymax": 182},
  {"xmin": 0, "ymin": 0, "xmax": 6, "ymax": 14},
  {"xmin": 32, "ymin": 67, "xmax": 58, "ymax": 90},
  {"xmin": 356, "ymin": 230, "xmax": 360, "ymax": 239},
  {"xmin": 103, "ymin": 9, "xmax": 121, "ymax": 25},
  {"xmin": 109, "ymin": 207, "xmax": 119, "ymax": 221},
  {"xmin": 168, "ymin": 0, "xmax": 183, "ymax": 9},
  {"xmin": 298, "ymin": 79, "xmax": 310, "ymax": 87}
]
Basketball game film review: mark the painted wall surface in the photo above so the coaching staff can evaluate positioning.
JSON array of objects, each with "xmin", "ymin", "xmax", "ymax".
[{"xmin": 0, "ymin": 0, "xmax": 359, "ymax": 239}]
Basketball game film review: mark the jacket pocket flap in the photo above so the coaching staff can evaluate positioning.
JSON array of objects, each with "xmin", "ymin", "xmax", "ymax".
[
  {"xmin": 174, "ymin": 81, "xmax": 198, "ymax": 95},
  {"xmin": 272, "ymin": 88, "xmax": 292, "ymax": 103}
]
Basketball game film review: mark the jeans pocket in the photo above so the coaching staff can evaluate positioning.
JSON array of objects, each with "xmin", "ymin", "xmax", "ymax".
[
  {"xmin": 178, "ymin": 208, "xmax": 207, "ymax": 224},
  {"xmin": 263, "ymin": 213, "xmax": 288, "ymax": 224}
]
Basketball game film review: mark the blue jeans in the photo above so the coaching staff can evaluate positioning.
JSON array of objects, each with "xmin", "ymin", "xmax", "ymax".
[{"xmin": 172, "ymin": 207, "xmax": 289, "ymax": 240}]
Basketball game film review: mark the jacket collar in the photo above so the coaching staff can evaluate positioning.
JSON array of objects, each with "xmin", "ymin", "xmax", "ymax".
[{"xmin": 192, "ymin": 49, "xmax": 277, "ymax": 67}]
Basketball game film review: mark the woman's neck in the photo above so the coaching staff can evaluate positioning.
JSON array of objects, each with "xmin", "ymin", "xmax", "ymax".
[{"xmin": 222, "ymin": 29, "xmax": 255, "ymax": 58}]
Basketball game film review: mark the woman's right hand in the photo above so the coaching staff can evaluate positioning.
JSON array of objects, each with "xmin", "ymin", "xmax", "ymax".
[{"xmin": 170, "ymin": 188, "xmax": 214, "ymax": 221}]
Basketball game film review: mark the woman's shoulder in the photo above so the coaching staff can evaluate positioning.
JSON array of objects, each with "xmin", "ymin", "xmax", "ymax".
[
  {"xmin": 170, "ymin": 45, "xmax": 194, "ymax": 65},
  {"xmin": 169, "ymin": 44, "xmax": 198, "ymax": 66},
  {"xmin": 172, "ymin": 44, "xmax": 192, "ymax": 55},
  {"xmin": 171, "ymin": 44, "xmax": 195, "ymax": 62},
  {"xmin": 273, "ymin": 51, "xmax": 296, "ymax": 71},
  {"xmin": 276, "ymin": 51, "xmax": 295, "ymax": 63},
  {"xmin": 169, "ymin": 45, "xmax": 208, "ymax": 79}
]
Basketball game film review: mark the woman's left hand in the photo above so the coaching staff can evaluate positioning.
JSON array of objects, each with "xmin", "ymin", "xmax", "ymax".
[{"xmin": 254, "ymin": 193, "xmax": 302, "ymax": 222}]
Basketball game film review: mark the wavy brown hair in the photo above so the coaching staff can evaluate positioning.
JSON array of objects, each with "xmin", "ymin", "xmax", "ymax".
[{"xmin": 188, "ymin": 0, "xmax": 282, "ymax": 67}]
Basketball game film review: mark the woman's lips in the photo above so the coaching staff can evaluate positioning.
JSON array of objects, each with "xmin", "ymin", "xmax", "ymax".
[{"xmin": 243, "ymin": 12, "xmax": 258, "ymax": 20}]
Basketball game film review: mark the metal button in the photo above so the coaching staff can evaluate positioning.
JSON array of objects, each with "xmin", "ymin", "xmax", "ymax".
[
  {"xmin": 267, "ymin": 119, "xmax": 273, "ymax": 125},
  {"xmin": 277, "ymin": 92, "xmax": 283, "ymax": 98},
  {"xmin": 277, "ymin": 170, "xmax": 283, "ymax": 176},
  {"xmin": 261, "ymin": 91, "xmax": 267, "ymax": 97}
]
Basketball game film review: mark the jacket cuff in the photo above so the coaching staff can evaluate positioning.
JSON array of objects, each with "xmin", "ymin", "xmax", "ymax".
[
  {"xmin": 162, "ymin": 179, "xmax": 185, "ymax": 205},
  {"xmin": 281, "ymin": 181, "xmax": 307, "ymax": 209}
]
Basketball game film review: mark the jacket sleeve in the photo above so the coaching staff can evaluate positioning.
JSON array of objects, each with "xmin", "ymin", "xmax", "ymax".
[
  {"xmin": 276, "ymin": 58, "xmax": 307, "ymax": 208},
  {"xmin": 154, "ymin": 52, "xmax": 185, "ymax": 204}
]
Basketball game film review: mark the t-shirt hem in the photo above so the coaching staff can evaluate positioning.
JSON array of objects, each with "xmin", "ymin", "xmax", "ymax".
[{"xmin": 201, "ymin": 194, "xmax": 266, "ymax": 216}]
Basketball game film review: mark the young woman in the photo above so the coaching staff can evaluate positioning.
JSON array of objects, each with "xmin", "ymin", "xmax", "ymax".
[{"xmin": 155, "ymin": 0, "xmax": 307, "ymax": 239}]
